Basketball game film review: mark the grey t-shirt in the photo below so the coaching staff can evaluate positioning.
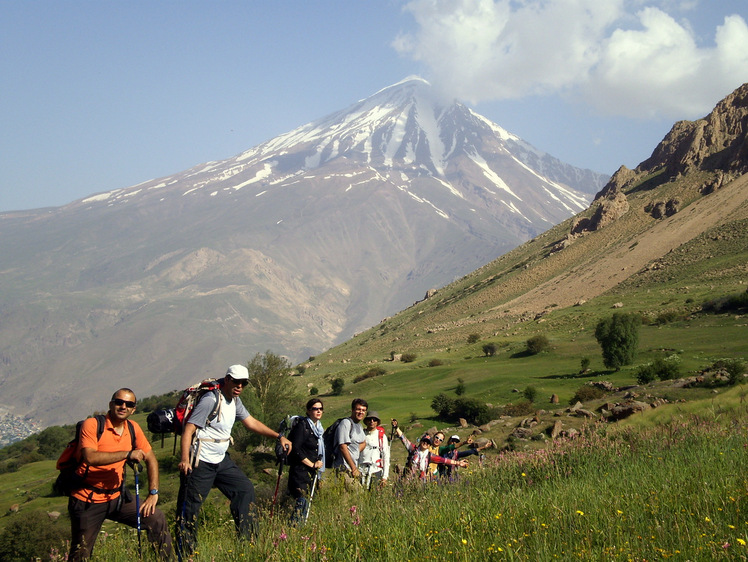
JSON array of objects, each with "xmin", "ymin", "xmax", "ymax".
[
  {"xmin": 333, "ymin": 417, "xmax": 365, "ymax": 470},
  {"xmin": 189, "ymin": 390, "xmax": 249, "ymax": 464}
]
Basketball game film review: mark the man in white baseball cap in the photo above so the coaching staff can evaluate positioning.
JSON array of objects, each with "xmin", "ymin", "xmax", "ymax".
[{"xmin": 175, "ymin": 364, "xmax": 291, "ymax": 557}]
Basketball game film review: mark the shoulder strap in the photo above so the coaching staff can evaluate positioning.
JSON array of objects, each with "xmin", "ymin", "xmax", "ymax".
[
  {"xmin": 127, "ymin": 420, "xmax": 136, "ymax": 450},
  {"xmin": 94, "ymin": 414, "xmax": 106, "ymax": 441},
  {"xmin": 205, "ymin": 389, "xmax": 222, "ymax": 426}
]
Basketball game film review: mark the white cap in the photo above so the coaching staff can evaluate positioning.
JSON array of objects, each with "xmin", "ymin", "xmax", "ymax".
[
  {"xmin": 450, "ymin": 435, "xmax": 460, "ymax": 441},
  {"xmin": 225, "ymin": 364, "xmax": 249, "ymax": 381}
]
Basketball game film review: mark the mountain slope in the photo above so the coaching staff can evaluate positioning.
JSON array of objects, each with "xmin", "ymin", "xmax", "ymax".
[
  {"xmin": 310, "ymin": 83, "xmax": 748, "ymax": 367},
  {"xmin": 0, "ymin": 77, "xmax": 606, "ymax": 427}
]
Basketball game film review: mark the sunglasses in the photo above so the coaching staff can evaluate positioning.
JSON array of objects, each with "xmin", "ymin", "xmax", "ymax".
[
  {"xmin": 113, "ymin": 398, "xmax": 136, "ymax": 408},
  {"xmin": 310, "ymin": 406, "xmax": 324, "ymax": 411},
  {"xmin": 229, "ymin": 376, "xmax": 248, "ymax": 387}
]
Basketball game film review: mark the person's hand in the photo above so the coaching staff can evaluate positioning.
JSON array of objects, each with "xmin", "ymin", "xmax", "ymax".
[
  {"xmin": 457, "ymin": 460, "xmax": 468, "ymax": 468},
  {"xmin": 128, "ymin": 449, "xmax": 146, "ymax": 463},
  {"xmin": 351, "ymin": 467, "xmax": 361, "ymax": 478},
  {"xmin": 466, "ymin": 435, "xmax": 474, "ymax": 445},
  {"xmin": 313, "ymin": 460, "xmax": 323, "ymax": 469},
  {"xmin": 391, "ymin": 419, "xmax": 398, "ymax": 429},
  {"xmin": 279, "ymin": 435, "xmax": 292, "ymax": 453},
  {"xmin": 140, "ymin": 493, "xmax": 158, "ymax": 517},
  {"xmin": 178, "ymin": 460, "xmax": 192, "ymax": 476}
]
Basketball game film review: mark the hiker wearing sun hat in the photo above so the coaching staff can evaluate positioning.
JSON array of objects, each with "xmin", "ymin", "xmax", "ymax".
[
  {"xmin": 390, "ymin": 420, "xmax": 467, "ymax": 480},
  {"xmin": 359, "ymin": 411, "xmax": 390, "ymax": 489}
]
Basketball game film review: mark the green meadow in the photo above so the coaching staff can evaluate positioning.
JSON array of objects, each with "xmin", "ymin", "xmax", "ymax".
[{"xmin": 2, "ymin": 385, "xmax": 745, "ymax": 561}]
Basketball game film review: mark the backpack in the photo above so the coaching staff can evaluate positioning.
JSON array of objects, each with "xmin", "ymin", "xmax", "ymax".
[
  {"xmin": 274, "ymin": 414, "xmax": 303, "ymax": 463},
  {"xmin": 53, "ymin": 414, "xmax": 135, "ymax": 497},
  {"xmin": 322, "ymin": 417, "xmax": 347, "ymax": 469},
  {"xmin": 147, "ymin": 379, "xmax": 222, "ymax": 436}
]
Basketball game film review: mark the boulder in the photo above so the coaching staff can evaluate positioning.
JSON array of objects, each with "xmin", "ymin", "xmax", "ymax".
[{"xmin": 550, "ymin": 420, "xmax": 563, "ymax": 440}]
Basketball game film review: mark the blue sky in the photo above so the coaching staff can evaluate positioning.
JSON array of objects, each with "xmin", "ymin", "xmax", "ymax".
[{"xmin": 2, "ymin": 0, "xmax": 747, "ymax": 212}]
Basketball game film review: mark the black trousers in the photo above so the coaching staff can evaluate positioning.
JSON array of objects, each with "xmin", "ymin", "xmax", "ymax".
[
  {"xmin": 68, "ymin": 495, "xmax": 173, "ymax": 561},
  {"xmin": 175, "ymin": 454, "xmax": 256, "ymax": 558}
]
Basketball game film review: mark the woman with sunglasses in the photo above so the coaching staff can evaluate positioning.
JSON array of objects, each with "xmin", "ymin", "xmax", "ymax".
[{"xmin": 287, "ymin": 398, "xmax": 325, "ymax": 523}]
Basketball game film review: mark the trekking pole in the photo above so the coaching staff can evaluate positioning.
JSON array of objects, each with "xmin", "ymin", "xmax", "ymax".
[
  {"xmin": 303, "ymin": 454, "xmax": 323, "ymax": 523},
  {"xmin": 270, "ymin": 455, "xmax": 285, "ymax": 518},
  {"xmin": 130, "ymin": 461, "xmax": 142, "ymax": 559}
]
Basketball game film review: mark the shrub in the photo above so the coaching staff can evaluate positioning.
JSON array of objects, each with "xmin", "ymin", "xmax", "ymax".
[
  {"xmin": 309, "ymin": 386, "xmax": 319, "ymax": 396},
  {"xmin": 526, "ymin": 334, "xmax": 550, "ymax": 355},
  {"xmin": 654, "ymin": 356, "xmax": 680, "ymax": 381},
  {"xmin": 353, "ymin": 366, "xmax": 387, "ymax": 383},
  {"xmin": 453, "ymin": 397, "xmax": 491, "ymax": 425},
  {"xmin": 636, "ymin": 355, "xmax": 681, "ymax": 384},
  {"xmin": 523, "ymin": 385, "xmax": 538, "ymax": 402},
  {"xmin": 502, "ymin": 400, "xmax": 535, "ymax": 417},
  {"xmin": 636, "ymin": 364, "xmax": 657, "ymax": 385},
  {"xmin": 0, "ymin": 510, "xmax": 69, "ymax": 562},
  {"xmin": 702, "ymin": 289, "xmax": 748, "ymax": 313},
  {"xmin": 713, "ymin": 358, "xmax": 746, "ymax": 385},
  {"xmin": 570, "ymin": 385, "xmax": 605, "ymax": 404},
  {"xmin": 455, "ymin": 377, "xmax": 465, "ymax": 396},
  {"xmin": 331, "ymin": 377, "xmax": 345, "ymax": 396},
  {"xmin": 467, "ymin": 333, "xmax": 480, "ymax": 344},
  {"xmin": 594, "ymin": 313, "xmax": 640, "ymax": 370},
  {"xmin": 482, "ymin": 342, "xmax": 497, "ymax": 356},
  {"xmin": 654, "ymin": 311, "xmax": 683, "ymax": 325},
  {"xmin": 580, "ymin": 357, "xmax": 591, "ymax": 373},
  {"xmin": 296, "ymin": 365, "xmax": 307, "ymax": 375},
  {"xmin": 401, "ymin": 353, "xmax": 417, "ymax": 363},
  {"xmin": 428, "ymin": 358, "xmax": 443, "ymax": 367}
]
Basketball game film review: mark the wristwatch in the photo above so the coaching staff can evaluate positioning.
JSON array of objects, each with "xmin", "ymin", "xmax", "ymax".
[{"xmin": 149, "ymin": 489, "xmax": 159, "ymax": 495}]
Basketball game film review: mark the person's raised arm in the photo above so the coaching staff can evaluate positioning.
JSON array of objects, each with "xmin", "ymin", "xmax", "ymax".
[{"xmin": 242, "ymin": 415, "xmax": 291, "ymax": 453}]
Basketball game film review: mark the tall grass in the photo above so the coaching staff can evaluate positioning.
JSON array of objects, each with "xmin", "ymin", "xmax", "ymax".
[{"xmin": 81, "ymin": 393, "xmax": 747, "ymax": 561}]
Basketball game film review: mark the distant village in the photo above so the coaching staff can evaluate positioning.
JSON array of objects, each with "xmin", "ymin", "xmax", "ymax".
[{"xmin": 0, "ymin": 410, "xmax": 42, "ymax": 447}]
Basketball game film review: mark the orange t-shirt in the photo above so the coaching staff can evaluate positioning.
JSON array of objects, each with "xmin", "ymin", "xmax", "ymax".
[{"xmin": 71, "ymin": 415, "xmax": 151, "ymax": 503}]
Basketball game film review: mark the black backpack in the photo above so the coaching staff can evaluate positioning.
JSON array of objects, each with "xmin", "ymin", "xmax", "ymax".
[
  {"xmin": 53, "ymin": 414, "xmax": 135, "ymax": 496},
  {"xmin": 274, "ymin": 414, "xmax": 303, "ymax": 463},
  {"xmin": 321, "ymin": 417, "xmax": 347, "ymax": 469}
]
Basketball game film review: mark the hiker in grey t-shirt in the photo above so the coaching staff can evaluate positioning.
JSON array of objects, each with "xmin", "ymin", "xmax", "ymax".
[{"xmin": 333, "ymin": 398, "xmax": 368, "ymax": 478}]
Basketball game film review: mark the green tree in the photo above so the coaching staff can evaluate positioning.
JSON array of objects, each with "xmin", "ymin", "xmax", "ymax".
[
  {"xmin": 245, "ymin": 350, "xmax": 302, "ymax": 427},
  {"xmin": 467, "ymin": 333, "xmax": 480, "ymax": 344},
  {"xmin": 431, "ymin": 393, "xmax": 454, "ymax": 418},
  {"xmin": 482, "ymin": 343, "xmax": 497, "ymax": 357},
  {"xmin": 36, "ymin": 426, "xmax": 72, "ymax": 458},
  {"xmin": 331, "ymin": 377, "xmax": 345, "ymax": 396},
  {"xmin": 594, "ymin": 313, "xmax": 640, "ymax": 370}
]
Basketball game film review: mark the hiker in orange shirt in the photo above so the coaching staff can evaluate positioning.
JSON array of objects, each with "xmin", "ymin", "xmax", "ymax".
[{"xmin": 68, "ymin": 388, "xmax": 173, "ymax": 560}]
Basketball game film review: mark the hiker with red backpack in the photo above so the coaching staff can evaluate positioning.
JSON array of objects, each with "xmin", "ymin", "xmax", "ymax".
[
  {"xmin": 175, "ymin": 365, "xmax": 292, "ymax": 559},
  {"xmin": 359, "ymin": 411, "xmax": 390, "ymax": 489},
  {"xmin": 66, "ymin": 388, "xmax": 173, "ymax": 561},
  {"xmin": 286, "ymin": 398, "xmax": 325, "ymax": 524}
]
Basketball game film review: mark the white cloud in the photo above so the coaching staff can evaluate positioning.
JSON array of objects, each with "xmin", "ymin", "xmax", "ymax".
[{"xmin": 395, "ymin": 0, "xmax": 748, "ymax": 119}]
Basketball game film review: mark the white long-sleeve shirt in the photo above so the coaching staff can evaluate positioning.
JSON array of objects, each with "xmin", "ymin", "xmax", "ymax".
[{"xmin": 359, "ymin": 427, "xmax": 390, "ymax": 480}]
